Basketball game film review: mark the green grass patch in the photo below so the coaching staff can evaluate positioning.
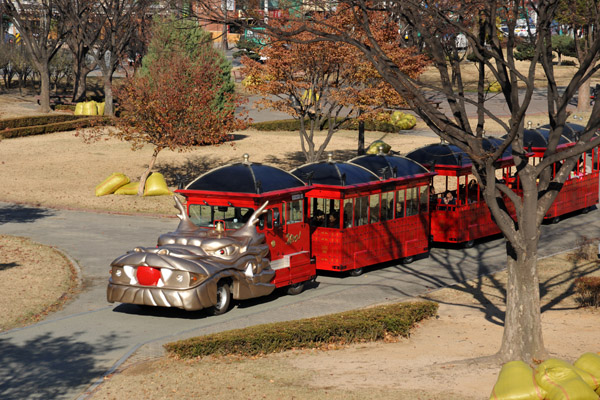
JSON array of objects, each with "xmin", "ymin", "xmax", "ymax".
[
  {"xmin": 165, "ymin": 301, "xmax": 438, "ymax": 358},
  {"xmin": 250, "ymin": 118, "xmax": 403, "ymax": 133}
]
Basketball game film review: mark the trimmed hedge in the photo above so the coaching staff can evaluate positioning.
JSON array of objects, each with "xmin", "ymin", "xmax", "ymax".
[
  {"xmin": 1, "ymin": 116, "xmax": 104, "ymax": 139},
  {"xmin": 0, "ymin": 114, "xmax": 81, "ymax": 130},
  {"xmin": 165, "ymin": 301, "xmax": 438, "ymax": 358},
  {"xmin": 54, "ymin": 104, "xmax": 77, "ymax": 112},
  {"xmin": 250, "ymin": 118, "xmax": 401, "ymax": 133}
]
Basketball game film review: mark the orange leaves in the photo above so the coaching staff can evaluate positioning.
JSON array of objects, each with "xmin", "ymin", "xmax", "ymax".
[{"xmin": 113, "ymin": 47, "xmax": 247, "ymax": 153}]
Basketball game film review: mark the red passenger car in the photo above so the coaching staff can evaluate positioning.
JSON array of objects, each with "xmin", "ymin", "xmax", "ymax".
[
  {"xmin": 406, "ymin": 139, "xmax": 514, "ymax": 247},
  {"xmin": 290, "ymin": 154, "xmax": 433, "ymax": 275},
  {"xmin": 177, "ymin": 154, "xmax": 316, "ymax": 294},
  {"xmin": 527, "ymin": 125, "xmax": 600, "ymax": 221}
]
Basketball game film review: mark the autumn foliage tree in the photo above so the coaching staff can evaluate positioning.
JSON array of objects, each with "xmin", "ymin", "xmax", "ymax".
[
  {"xmin": 111, "ymin": 36, "xmax": 246, "ymax": 195},
  {"xmin": 241, "ymin": 11, "xmax": 428, "ymax": 162}
]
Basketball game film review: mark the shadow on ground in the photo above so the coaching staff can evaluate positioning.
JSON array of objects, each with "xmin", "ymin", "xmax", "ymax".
[
  {"xmin": 0, "ymin": 204, "xmax": 54, "ymax": 224},
  {"xmin": 0, "ymin": 332, "xmax": 126, "ymax": 399}
]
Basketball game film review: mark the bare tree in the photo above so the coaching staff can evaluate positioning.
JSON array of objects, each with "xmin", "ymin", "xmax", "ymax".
[
  {"xmin": 194, "ymin": 0, "xmax": 600, "ymax": 363},
  {"xmin": 55, "ymin": 0, "xmax": 100, "ymax": 102},
  {"xmin": 4, "ymin": 0, "xmax": 66, "ymax": 112},
  {"xmin": 80, "ymin": 0, "xmax": 154, "ymax": 116}
]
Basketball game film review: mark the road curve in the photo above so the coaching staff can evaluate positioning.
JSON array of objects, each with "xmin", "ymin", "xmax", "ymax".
[{"xmin": 0, "ymin": 201, "xmax": 598, "ymax": 399}]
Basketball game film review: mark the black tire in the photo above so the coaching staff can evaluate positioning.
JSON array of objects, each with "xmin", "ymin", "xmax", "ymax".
[
  {"xmin": 211, "ymin": 282, "xmax": 231, "ymax": 316},
  {"xmin": 349, "ymin": 267, "xmax": 363, "ymax": 276},
  {"xmin": 552, "ymin": 216, "xmax": 560, "ymax": 224},
  {"xmin": 402, "ymin": 256, "xmax": 414, "ymax": 264},
  {"xmin": 464, "ymin": 240, "xmax": 475, "ymax": 249},
  {"xmin": 582, "ymin": 207, "xmax": 590, "ymax": 214},
  {"xmin": 286, "ymin": 282, "xmax": 305, "ymax": 296}
]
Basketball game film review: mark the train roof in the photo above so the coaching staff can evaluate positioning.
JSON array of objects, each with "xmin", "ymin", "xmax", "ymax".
[
  {"xmin": 537, "ymin": 123, "xmax": 599, "ymax": 142},
  {"xmin": 184, "ymin": 154, "xmax": 306, "ymax": 194},
  {"xmin": 503, "ymin": 128, "xmax": 571, "ymax": 148},
  {"xmin": 349, "ymin": 153, "xmax": 431, "ymax": 180},
  {"xmin": 290, "ymin": 155, "xmax": 380, "ymax": 187},
  {"xmin": 405, "ymin": 137, "xmax": 512, "ymax": 169}
]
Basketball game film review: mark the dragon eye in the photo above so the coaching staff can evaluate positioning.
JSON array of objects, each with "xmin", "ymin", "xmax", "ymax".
[{"xmin": 210, "ymin": 245, "xmax": 236, "ymax": 257}]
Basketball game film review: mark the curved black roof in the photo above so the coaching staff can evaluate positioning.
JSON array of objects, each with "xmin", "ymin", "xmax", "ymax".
[
  {"xmin": 537, "ymin": 123, "xmax": 599, "ymax": 142},
  {"xmin": 523, "ymin": 124, "xmax": 585, "ymax": 147},
  {"xmin": 405, "ymin": 138, "xmax": 512, "ymax": 168},
  {"xmin": 349, "ymin": 154, "xmax": 430, "ymax": 179},
  {"xmin": 501, "ymin": 129, "xmax": 571, "ymax": 148},
  {"xmin": 405, "ymin": 143, "xmax": 472, "ymax": 168},
  {"xmin": 185, "ymin": 158, "xmax": 305, "ymax": 194},
  {"xmin": 291, "ymin": 159, "xmax": 380, "ymax": 186}
]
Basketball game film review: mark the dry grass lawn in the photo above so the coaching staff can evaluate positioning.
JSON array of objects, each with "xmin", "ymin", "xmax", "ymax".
[
  {"xmin": 90, "ymin": 247, "xmax": 600, "ymax": 400},
  {"xmin": 0, "ymin": 235, "xmax": 78, "ymax": 331}
]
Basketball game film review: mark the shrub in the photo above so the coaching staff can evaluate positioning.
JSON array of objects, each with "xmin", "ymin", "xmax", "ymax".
[
  {"xmin": 515, "ymin": 42, "xmax": 536, "ymax": 61},
  {"xmin": 574, "ymin": 277, "xmax": 600, "ymax": 308},
  {"xmin": 54, "ymin": 104, "xmax": 76, "ymax": 112},
  {"xmin": 1, "ymin": 116, "xmax": 104, "ymax": 138},
  {"xmin": 250, "ymin": 117, "xmax": 403, "ymax": 133},
  {"xmin": 567, "ymin": 236, "xmax": 599, "ymax": 262},
  {"xmin": 165, "ymin": 301, "xmax": 438, "ymax": 358},
  {"xmin": 0, "ymin": 114, "xmax": 80, "ymax": 130}
]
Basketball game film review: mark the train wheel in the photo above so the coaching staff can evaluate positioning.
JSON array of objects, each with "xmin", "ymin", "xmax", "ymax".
[
  {"xmin": 402, "ymin": 256, "xmax": 414, "ymax": 264},
  {"xmin": 286, "ymin": 282, "xmax": 305, "ymax": 296},
  {"xmin": 464, "ymin": 240, "xmax": 475, "ymax": 249},
  {"xmin": 211, "ymin": 282, "xmax": 231, "ymax": 316},
  {"xmin": 349, "ymin": 268, "xmax": 364, "ymax": 276}
]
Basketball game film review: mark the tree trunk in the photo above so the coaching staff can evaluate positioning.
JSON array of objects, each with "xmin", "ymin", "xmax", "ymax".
[
  {"xmin": 72, "ymin": 56, "xmax": 92, "ymax": 103},
  {"xmin": 73, "ymin": 71, "xmax": 88, "ymax": 103},
  {"xmin": 498, "ymin": 247, "xmax": 546, "ymax": 362},
  {"xmin": 137, "ymin": 148, "xmax": 160, "ymax": 196},
  {"xmin": 497, "ymin": 183, "xmax": 546, "ymax": 363},
  {"xmin": 357, "ymin": 120, "xmax": 365, "ymax": 155},
  {"xmin": 577, "ymin": 80, "xmax": 591, "ymax": 112},
  {"xmin": 103, "ymin": 71, "xmax": 114, "ymax": 116},
  {"xmin": 37, "ymin": 63, "xmax": 51, "ymax": 113}
]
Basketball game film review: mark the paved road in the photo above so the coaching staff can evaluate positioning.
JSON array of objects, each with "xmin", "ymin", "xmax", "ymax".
[{"xmin": 0, "ymin": 200, "xmax": 598, "ymax": 399}]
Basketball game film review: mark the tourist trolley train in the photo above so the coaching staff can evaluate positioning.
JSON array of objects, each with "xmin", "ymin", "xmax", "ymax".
[{"xmin": 107, "ymin": 130, "xmax": 600, "ymax": 314}]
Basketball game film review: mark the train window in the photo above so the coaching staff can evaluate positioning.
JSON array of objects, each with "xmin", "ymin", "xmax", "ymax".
[
  {"xmin": 343, "ymin": 199, "xmax": 353, "ymax": 228},
  {"xmin": 310, "ymin": 198, "xmax": 340, "ymax": 227},
  {"xmin": 419, "ymin": 186, "xmax": 428, "ymax": 213},
  {"xmin": 370, "ymin": 194, "xmax": 380, "ymax": 223},
  {"xmin": 406, "ymin": 187, "xmax": 419, "ymax": 216},
  {"xmin": 189, "ymin": 205, "xmax": 254, "ymax": 229},
  {"xmin": 395, "ymin": 190, "xmax": 405, "ymax": 218},
  {"xmin": 354, "ymin": 196, "xmax": 369, "ymax": 226},
  {"xmin": 380, "ymin": 191, "xmax": 394, "ymax": 221},
  {"xmin": 287, "ymin": 200, "xmax": 303, "ymax": 224}
]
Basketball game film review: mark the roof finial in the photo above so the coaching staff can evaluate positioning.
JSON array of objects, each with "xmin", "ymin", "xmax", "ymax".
[
  {"xmin": 527, "ymin": 121, "xmax": 532, "ymax": 129},
  {"xmin": 327, "ymin": 153, "xmax": 334, "ymax": 163},
  {"xmin": 377, "ymin": 145, "xmax": 385, "ymax": 155},
  {"xmin": 243, "ymin": 153, "xmax": 250, "ymax": 165}
]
